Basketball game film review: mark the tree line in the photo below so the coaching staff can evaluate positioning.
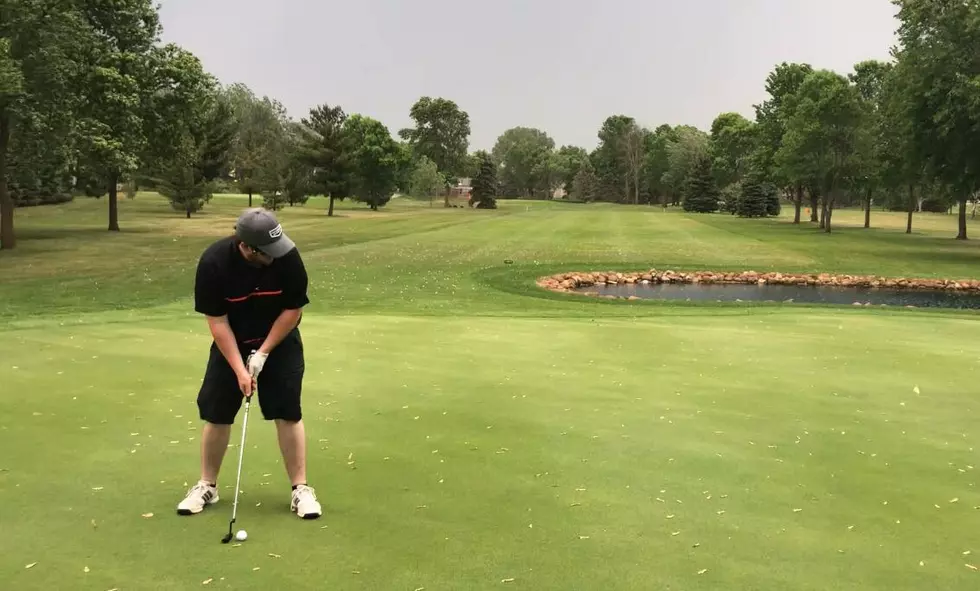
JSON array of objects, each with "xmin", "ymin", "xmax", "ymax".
[
  {"xmin": 2, "ymin": 0, "xmax": 979, "ymax": 251},
  {"xmin": 486, "ymin": 1, "xmax": 980, "ymax": 239}
]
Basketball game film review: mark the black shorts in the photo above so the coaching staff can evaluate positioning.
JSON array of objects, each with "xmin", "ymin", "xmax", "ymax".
[{"xmin": 197, "ymin": 329, "xmax": 305, "ymax": 424}]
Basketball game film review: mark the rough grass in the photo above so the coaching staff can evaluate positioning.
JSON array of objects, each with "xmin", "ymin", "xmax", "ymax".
[{"xmin": 1, "ymin": 194, "xmax": 979, "ymax": 590}]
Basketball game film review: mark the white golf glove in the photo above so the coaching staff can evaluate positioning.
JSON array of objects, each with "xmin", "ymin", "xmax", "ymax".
[{"xmin": 247, "ymin": 350, "xmax": 268, "ymax": 379}]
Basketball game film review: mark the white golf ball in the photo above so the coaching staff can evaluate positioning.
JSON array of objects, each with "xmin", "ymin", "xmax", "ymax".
[{"xmin": 235, "ymin": 529, "xmax": 247, "ymax": 541}]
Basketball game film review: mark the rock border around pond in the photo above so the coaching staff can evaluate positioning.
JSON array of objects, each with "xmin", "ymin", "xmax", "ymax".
[{"xmin": 536, "ymin": 269, "xmax": 980, "ymax": 301}]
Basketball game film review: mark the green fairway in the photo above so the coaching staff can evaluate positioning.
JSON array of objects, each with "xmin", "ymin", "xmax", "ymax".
[{"xmin": 2, "ymin": 196, "xmax": 979, "ymax": 590}]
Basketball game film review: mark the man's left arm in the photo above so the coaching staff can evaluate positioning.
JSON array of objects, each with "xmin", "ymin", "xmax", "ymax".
[{"xmin": 250, "ymin": 251, "xmax": 310, "ymax": 373}]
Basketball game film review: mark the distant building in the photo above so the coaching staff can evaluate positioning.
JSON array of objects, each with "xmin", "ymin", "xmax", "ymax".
[{"xmin": 450, "ymin": 177, "xmax": 472, "ymax": 197}]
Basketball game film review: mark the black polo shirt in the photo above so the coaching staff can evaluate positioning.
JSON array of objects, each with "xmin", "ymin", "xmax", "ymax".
[{"xmin": 194, "ymin": 236, "xmax": 310, "ymax": 346}]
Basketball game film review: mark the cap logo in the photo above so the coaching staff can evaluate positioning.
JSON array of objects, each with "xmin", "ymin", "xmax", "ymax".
[{"xmin": 269, "ymin": 224, "xmax": 283, "ymax": 239}]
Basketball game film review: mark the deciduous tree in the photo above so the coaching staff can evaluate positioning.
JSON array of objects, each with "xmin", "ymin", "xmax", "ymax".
[
  {"xmin": 776, "ymin": 70, "xmax": 866, "ymax": 233},
  {"xmin": 492, "ymin": 127, "xmax": 554, "ymax": 197},
  {"xmin": 345, "ymin": 114, "xmax": 402, "ymax": 211},
  {"xmin": 399, "ymin": 97, "xmax": 470, "ymax": 207},
  {"xmin": 892, "ymin": 0, "xmax": 980, "ymax": 239},
  {"xmin": 409, "ymin": 155, "xmax": 445, "ymax": 206},
  {"xmin": 753, "ymin": 62, "xmax": 814, "ymax": 223},
  {"xmin": 0, "ymin": 1, "xmax": 85, "ymax": 249}
]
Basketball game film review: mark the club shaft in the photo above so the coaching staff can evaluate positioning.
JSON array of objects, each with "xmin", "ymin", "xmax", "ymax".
[{"xmin": 229, "ymin": 397, "xmax": 251, "ymax": 523}]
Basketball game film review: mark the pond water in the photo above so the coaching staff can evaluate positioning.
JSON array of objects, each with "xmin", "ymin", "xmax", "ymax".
[{"xmin": 575, "ymin": 282, "xmax": 980, "ymax": 310}]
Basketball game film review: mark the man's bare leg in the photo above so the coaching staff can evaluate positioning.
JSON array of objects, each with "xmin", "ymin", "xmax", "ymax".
[
  {"xmin": 201, "ymin": 422, "xmax": 232, "ymax": 484},
  {"xmin": 275, "ymin": 419, "xmax": 307, "ymax": 486}
]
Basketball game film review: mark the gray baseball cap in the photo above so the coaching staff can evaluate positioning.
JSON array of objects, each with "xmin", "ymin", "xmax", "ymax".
[{"xmin": 234, "ymin": 208, "xmax": 296, "ymax": 258}]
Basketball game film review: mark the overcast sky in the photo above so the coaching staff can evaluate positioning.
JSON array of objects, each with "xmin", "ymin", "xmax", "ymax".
[{"xmin": 157, "ymin": 0, "xmax": 900, "ymax": 151}]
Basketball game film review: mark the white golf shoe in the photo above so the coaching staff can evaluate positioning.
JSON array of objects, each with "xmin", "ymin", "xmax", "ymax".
[
  {"xmin": 176, "ymin": 480, "xmax": 219, "ymax": 515},
  {"xmin": 290, "ymin": 484, "xmax": 322, "ymax": 519}
]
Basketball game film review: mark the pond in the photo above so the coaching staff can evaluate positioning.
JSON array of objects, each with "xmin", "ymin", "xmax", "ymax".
[{"xmin": 575, "ymin": 282, "xmax": 980, "ymax": 310}]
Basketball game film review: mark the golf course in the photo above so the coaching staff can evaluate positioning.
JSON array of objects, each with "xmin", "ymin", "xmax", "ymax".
[{"xmin": 1, "ymin": 194, "xmax": 978, "ymax": 590}]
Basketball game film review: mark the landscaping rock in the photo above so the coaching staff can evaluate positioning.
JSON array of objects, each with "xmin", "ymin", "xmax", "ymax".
[{"xmin": 537, "ymin": 269, "xmax": 980, "ymax": 297}]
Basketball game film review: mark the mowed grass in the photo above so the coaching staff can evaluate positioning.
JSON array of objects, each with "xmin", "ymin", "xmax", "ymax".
[{"xmin": 1, "ymin": 195, "xmax": 979, "ymax": 590}]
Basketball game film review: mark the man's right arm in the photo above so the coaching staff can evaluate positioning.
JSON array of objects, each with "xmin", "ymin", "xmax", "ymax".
[
  {"xmin": 206, "ymin": 315, "xmax": 249, "ymax": 377},
  {"xmin": 194, "ymin": 256, "xmax": 247, "ymax": 376}
]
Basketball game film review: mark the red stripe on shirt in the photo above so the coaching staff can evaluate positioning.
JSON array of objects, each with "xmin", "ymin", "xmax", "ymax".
[{"xmin": 225, "ymin": 290, "xmax": 283, "ymax": 303}]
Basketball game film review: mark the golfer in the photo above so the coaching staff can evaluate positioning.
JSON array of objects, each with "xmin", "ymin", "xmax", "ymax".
[{"xmin": 176, "ymin": 208, "xmax": 321, "ymax": 520}]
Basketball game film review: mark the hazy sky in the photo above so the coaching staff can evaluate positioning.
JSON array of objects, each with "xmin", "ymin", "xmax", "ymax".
[{"xmin": 157, "ymin": 0, "xmax": 900, "ymax": 151}]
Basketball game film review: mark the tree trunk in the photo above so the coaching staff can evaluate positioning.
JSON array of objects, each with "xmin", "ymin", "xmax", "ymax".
[
  {"xmin": 248, "ymin": 190, "xmax": 252, "ymax": 207},
  {"xmin": 327, "ymin": 195, "xmax": 335, "ymax": 217},
  {"xmin": 825, "ymin": 196, "xmax": 834, "ymax": 234},
  {"xmin": 809, "ymin": 192, "xmax": 819, "ymax": 222},
  {"xmin": 819, "ymin": 199, "xmax": 827, "ymax": 230},
  {"xmin": 0, "ymin": 107, "xmax": 13, "ymax": 250},
  {"xmin": 444, "ymin": 186, "xmax": 450, "ymax": 208},
  {"xmin": 108, "ymin": 172, "xmax": 120, "ymax": 232},
  {"xmin": 864, "ymin": 189, "xmax": 872, "ymax": 229},
  {"xmin": 957, "ymin": 198, "xmax": 968, "ymax": 240},
  {"xmin": 185, "ymin": 208, "xmax": 191, "ymax": 219},
  {"xmin": 793, "ymin": 185, "xmax": 803, "ymax": 224},
  {"xmin": 906, "ymin": 184, "xmax": 915, "ymax": 234}
]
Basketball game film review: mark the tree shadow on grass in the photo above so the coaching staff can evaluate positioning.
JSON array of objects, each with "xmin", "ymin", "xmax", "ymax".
[
  {"xmin": 15, "ymin": 227, "xmax": 153, "ymax": 241},
  {"xmin": 898, "ymin": 248, "xmax": 980, "ymax": 272}
]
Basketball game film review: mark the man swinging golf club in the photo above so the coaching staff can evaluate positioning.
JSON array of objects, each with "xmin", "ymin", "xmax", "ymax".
[{"xmin": 176, "ymin": 208, "xmax": 321, "ymax": 520}]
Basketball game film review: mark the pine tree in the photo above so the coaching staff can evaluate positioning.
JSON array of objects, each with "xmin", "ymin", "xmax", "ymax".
[
  {"xmin": 682, "ymin": 154, "xmax": 720, "ymax": 213},
  {"xmin": 765, "ymin": 186, "xmax": 781, "ymax": 217},
  {"xmin": 470, "ymin": 150, "xmax": 498, "ymax": 209},
  {"xmin": 569, "ymin": 158, "xmax": 599, "ymax": 202},
  {"xmin": 736, "ymin": 175, "xmax": 770, "ymax": 218}
]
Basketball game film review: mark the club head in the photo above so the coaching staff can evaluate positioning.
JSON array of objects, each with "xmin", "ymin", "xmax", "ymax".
[{"xmin": 221, "ymin": 533, "xmax": 232, "ymax": 544}]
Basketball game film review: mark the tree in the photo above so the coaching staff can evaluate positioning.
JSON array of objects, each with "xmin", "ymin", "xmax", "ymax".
[
  {"xmin": 492, "ymin": 127, "xmax": 554, "ymax": 197},
  {"xmin": 775, "ymin": 69, "xmax": 866, "ymax": 233},
  {"xmin": 661, "ymin": 126, "xmax": 710, "ymax": 204},
  {"xmin": 877, "ymin": 59, "xmax": 925, "ymax": 235},
  {"xmin": 74, "ymin": 0, "xmax": 164, "ymax": 233},
  {"xmin": 569, "ymin": 157, "xmax": 599, "ymax": 202},
  {"xmin": 399, "ymin": 97, "xmax": 470, "ymax": 207},
  {"xmin": 408, "ymin": 155, "xmax": 445, "ymax": 206},
  {"xmin": 0, "ymin": 1, "xmax": 86, "ymax": 250},
  {"xmin": 622, "ymin": 122, "xmax": 646, "ymax": 205},
  {"xmin": 259, "ymin": 121, "xmax": 312, "ymax": 212},
  {"xmin": 682, "ymin": 153, "xmax": 720, "ymax": 213},
  {"xmin": 554, "ymin": 145, "xmax": 589, "ymax": 197},
  {"xmin": 710, "ymin": 113, "xmax": 757, "ymax": 189},
  {"xmin": 532, "ymin": 151, "xmax": 565, "ymax": 199},
  {"xmin": 591, "ymin": 115, "xmax": 637, "ymax": 203},
  {"xmin": 296, "ymin": 103, "xmax": 352, "ymax": 217},
  {"xmin": 470, "ymin": 150, "xmax": 498, "ymax": 209},
  {"xmin": 893, "ymin": 0, "xmax": 980, "ymax": 240},
  {"xmin": 153, "ymin": 87, "xmax": 235, "ymax": 217},
  {"xmin": 643, "ymin": 125, "xmax": 675, "ymax": 207},
  {"xmin": 849, "ymin": 59, "xmax": 893, "ymax": 229},
  {"xmin": 753, "ymin": 62, "xmax": 814, "ymax": 223},
  {"xmin": 224, "ymin": 83, "xmax": 289, "ymax": 207},
  {"xmin": 139, "ymin": 43, "xmax": 225, "ymax": 211},
  {"xmin": 736, "ymin": 174, "xmax": 773, "ymax": 218},
  {"xmin": 344, "ymin": 114, "xmax": 402, "ymax": 211}
]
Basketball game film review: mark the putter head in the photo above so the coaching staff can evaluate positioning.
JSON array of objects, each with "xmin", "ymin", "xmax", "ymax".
[{"xmin": 221, "ymin": 533, "xmax": 232, "ymax": 544}]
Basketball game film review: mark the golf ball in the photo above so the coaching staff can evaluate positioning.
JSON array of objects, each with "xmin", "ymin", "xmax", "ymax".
[{"xmin": 235, "ymin": 529, "xmax": 247, "ymax": 541}]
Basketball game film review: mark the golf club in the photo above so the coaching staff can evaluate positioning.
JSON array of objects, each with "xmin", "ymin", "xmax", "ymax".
[{"xmin": 220, "ymin": 381, "xmax": 254, "ymax": 544}]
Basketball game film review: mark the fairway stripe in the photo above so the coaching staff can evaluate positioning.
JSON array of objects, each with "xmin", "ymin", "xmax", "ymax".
[{"xmin": 225, "ymin": 290, "xmax": 283, "ymax": 303}]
